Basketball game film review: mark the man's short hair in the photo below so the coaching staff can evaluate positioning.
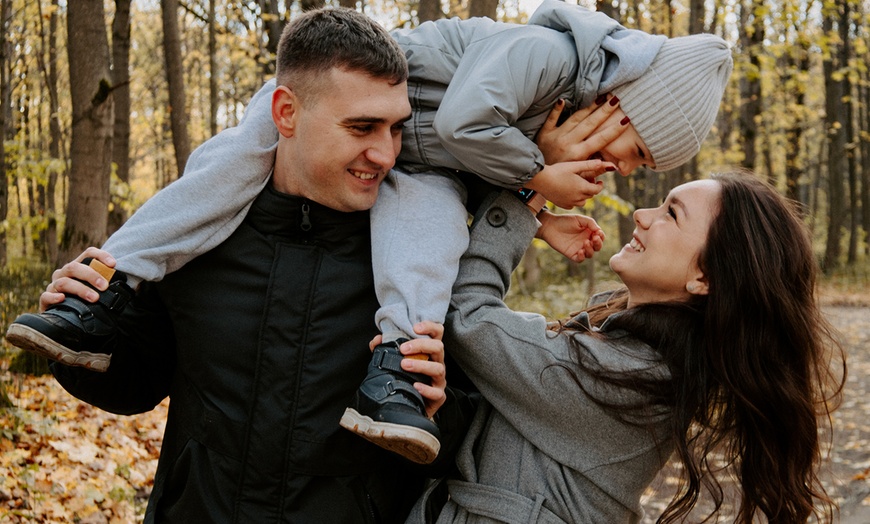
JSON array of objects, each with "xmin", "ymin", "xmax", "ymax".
[{"xmin": 276, "ymin": 8, "xmax": 408, "ymax": 104}]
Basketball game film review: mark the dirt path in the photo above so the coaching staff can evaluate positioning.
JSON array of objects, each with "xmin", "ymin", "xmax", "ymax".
[
  {"xmin": 640, "ymin": 305, "xmax": 870, "ymax": 522},
  {"xmin": 824, "ymin": 306, "xmax": 870, "ymax": 523}
]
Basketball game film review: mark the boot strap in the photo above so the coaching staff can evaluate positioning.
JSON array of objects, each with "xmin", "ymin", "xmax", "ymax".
[
  {"xmin": 371, "ymin": 341, "xmax": 429, "ymax": 385},
  {"xmin": 375, "ymin": 379, "xmax": 424, "ymax": 407},
  {"xmin": 372, "ymin": 343, "xmax": 406, "ymax": 373},
  {"xmin": 95, "ymin": 280, "xmax": 135, "ymax": 312}
]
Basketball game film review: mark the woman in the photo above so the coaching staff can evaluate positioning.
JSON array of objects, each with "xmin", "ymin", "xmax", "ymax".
[{"xmin": 409, "ymin": 171, "xmax": 845, "ymax": 523}]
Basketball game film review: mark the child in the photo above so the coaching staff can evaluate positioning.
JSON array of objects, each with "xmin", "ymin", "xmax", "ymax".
[{"xmin": 7, "ymin": 1, "xmax": 732, "ymax": 464}]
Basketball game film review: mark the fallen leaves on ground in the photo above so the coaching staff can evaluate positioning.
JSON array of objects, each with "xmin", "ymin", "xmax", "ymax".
[
  {"xmin": 0, "ymin": 375, "xmax": 167, "ymax": 523},
  {"xmin": 0, "ymin": 302, "xmax": 868, "ymax": 523}
]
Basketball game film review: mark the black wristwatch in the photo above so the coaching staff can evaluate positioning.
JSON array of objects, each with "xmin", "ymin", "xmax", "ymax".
[
  {"xmin": 515, "ymin": 187, "xmax": 537, "ymax": 203},
  {"xmin": 514, "ymin": 188, "xmax": 547, "ymax": 214}
]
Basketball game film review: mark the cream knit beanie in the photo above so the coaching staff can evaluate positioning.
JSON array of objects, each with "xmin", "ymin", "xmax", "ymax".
[{"xmin": 612, "ymin": 34, "xmax": 733, "ymax": 172}]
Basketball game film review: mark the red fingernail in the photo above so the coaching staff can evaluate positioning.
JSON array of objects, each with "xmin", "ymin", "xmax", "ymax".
[
  {"xmin": 609, "ymin": 96, "xmax": 620, "ymax": 106},
  {"xmin": 595, "ymin": 94, "xmax": 607, "ymax": 105},
  {"xmin": 620, "ymin": 116, "xmax": 630, "ymax": 125},
  {"xmin": 605, "ymin": 166, "xmax": 616, "ymax": 171}
]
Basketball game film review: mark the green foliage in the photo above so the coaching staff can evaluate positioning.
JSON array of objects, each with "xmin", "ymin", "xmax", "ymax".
[
  {"xmin": 824, "ymin": 257, "xmax": 870, "ymax": 291},
  {"xmin": 506, "ymin": 242, "xmax": 623, "ymax": 320},
  {"xmin": 0, "ymin": 381, "xmax": 10, "ymax": 408},
  {"xmin": 1, "ymin": 261, "xmax": 54, "ymax": 376}
]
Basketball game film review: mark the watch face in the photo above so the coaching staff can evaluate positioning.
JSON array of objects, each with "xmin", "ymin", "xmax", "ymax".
[{"xmin": 517, "ymin": 188, "xmax": 536, "ymax": 202}]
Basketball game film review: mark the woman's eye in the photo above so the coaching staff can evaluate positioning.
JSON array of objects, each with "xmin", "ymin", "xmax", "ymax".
[{"xmin": 667, "ymin": 205, "xmax": 677, "ymax": 219}]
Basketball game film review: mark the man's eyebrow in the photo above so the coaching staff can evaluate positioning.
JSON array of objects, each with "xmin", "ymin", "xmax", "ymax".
[{"xmin": 342, "ymin": 114, "xmax": 412, "ymax": 125}]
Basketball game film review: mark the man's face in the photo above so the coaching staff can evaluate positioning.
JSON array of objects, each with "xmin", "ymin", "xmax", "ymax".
[{"xmin": 274, "ymin": 68, "xmax": 411, "ymax": 212}]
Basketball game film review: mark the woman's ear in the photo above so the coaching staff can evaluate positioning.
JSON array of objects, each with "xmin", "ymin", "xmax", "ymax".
[
  {"xmin": 686, "ymin": 275, "xmax": 709, "ymax": 296},
  {"xmin": 272, "ymin": 85, "xmax": 298, "ymax": 138}
]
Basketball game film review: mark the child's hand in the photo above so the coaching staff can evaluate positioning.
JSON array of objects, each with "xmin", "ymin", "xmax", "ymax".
[
  {"xmin": 536, "ymin": 95, "xmax": 629, "ymax": 165},
  {"xmin": 536, "ymin": 211, "xmax": 605, "ymax": 263},
  {"xmin": 40, "ymin": 247, "xmax": 118, "ymax": 312},
  {"xmin": 368, "ymin": 321, "xmax": 447, "ymax": 419},
  {"xmin": 526, "ymin": 161, "xmax": 610, "ymax": 209}
]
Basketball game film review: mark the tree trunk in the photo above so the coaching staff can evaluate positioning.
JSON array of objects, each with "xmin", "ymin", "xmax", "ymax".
[
  {"xmin": 112, "ymin": 0, "xmax": 131, "ymax": 185},
  {"xmin": 161, "ymin": 0, "xmax": 191, "ymax": 178},
  {"xmin": 688, "ymin": 0, "xmax": 706, "ymax": 33},
  {"xmin": 468, "ymin": 0, "xmax": 498, "ymax": 20},
  {"xmin": 262, "ymin": 0, "xmax": 282, "ymax": 80},
  {"xmin": 737, "ymin": 0, "xmax": 763, "ymax": 171},
  {"xmin": 614, "ymin": 171, "xmax": 634, "ymax": 249},
  {"xmin": 784, "ymin": 34, "xmax": 809, "ymax": 205},
  {"xmin": 209, "ymin": 0, "xmax": 218, "ymax": 137},
  {"xmin": 821, "ymin": 3, "xmax": 847, "ymax": 272},
  {"xmin": 842, "ymin": 3, "xmax": 858, "ymax": 264},
  {"xmin": 861, "ymin": 54, "xmax": 870, "ymax": 255},
  {"xmin": 418, "ymin": 0, "xmax": 443, "ymax": 23},
  {"xmin": 519, "ymin": 244, "xmax": 540, "ymax": 293},
  {"xmin": 109, "ymin": 0, "xmax": 132, "ymax": 236},
  {"xmin": 45, "ymin": 0, "xmax": 61, "ymax": 264},
  {"xmin": 0, "ymin": 0, "xmax": 11, "ymax": 267},
  {"xmin": 300, "ymin": 0, "xmax": 325, "ymax": 11},
  {"xmin": 595, "ymin": 0, "xmax": 615, "ymax": 19},
  {"xmin": 62, "ymin": 0, "xmax": 114, "ymax": 264}
]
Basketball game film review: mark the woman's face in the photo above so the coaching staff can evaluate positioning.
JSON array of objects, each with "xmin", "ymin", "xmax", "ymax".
[{"xmin": 610, "ymin": 179, "xmax": 721, "ymax": 307}]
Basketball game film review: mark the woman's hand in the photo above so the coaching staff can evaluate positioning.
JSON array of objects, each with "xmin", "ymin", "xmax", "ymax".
[
  {"xmin": 536, "ymin": 211, "xmax": 605, "ymax": 263},
  {"xmin": 368, "ymin": 321, "xmax": 447, "ymax": 419},
  {"xmin": 39, "ymin": 247, "xmax": 117, "ymax": 312},
  {"xmin": 535, "ymin": 95, "xmax": 628, "ymax": 165}
]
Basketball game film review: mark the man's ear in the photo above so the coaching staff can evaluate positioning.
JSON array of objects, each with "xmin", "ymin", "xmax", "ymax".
[{"xmin": 272, "ymin": 85, "xmax": 298, "ymax": 138}]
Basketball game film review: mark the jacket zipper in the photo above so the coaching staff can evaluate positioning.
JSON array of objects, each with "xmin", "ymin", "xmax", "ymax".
[{"xmin": 300, "ymin": 201, "xmax": 312, "ymax": 242}]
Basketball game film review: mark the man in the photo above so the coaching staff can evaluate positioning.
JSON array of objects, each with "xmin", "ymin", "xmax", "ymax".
[{"xmin": 43, "ymin": 8, "xmax": 471, "ymax": 522}]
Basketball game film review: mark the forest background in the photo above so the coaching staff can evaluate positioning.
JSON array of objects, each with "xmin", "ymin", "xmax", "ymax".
[{"xmin": 0, "ymin": 0, "xmax": 869, "ymax": 521}]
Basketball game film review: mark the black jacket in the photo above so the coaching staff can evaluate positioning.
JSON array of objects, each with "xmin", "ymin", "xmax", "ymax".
[{"xmin": 53, "ymin": 185, "xmax": 474, "ymax": 523}]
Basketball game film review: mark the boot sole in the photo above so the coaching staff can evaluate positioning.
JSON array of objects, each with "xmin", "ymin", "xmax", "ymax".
[
  {"xmin": 340, "ymin": 407, "xmax": 441, "ymax": 465},
  {"xmin": 5, "ymin": 324, "xmax": 111, "ymax": 372}
]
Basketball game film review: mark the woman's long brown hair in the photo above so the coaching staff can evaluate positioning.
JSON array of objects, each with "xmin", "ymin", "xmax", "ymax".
[{"xmin": 563, "ymin": 171, "xmax": 846, "ymax": 523}]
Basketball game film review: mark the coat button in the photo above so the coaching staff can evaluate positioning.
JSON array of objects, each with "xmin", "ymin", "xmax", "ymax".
[{"xmin": 486, "ymin": 207, "xmax": 507, "ymax": 227}]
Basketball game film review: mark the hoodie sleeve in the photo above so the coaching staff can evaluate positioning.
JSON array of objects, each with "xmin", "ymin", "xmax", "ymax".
[{"xmin": 102, "ymin": 80, "xmax": 278, "ymax": 282}]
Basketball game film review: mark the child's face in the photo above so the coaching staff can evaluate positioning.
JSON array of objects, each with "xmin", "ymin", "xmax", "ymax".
[{"xmin": 592, "ymin": 108, "xmax": 655, "ymax": 175}]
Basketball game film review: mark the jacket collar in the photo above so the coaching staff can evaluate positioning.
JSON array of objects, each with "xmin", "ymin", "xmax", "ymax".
[{"xmin": 246, "ymin": 183, "xmax": 371, "ymax": 250}]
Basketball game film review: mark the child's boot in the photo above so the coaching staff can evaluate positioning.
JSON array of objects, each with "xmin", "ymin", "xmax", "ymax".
[
  {"xmin": 340, "ymin": 339, "xmax": 441, "ymax": 464},
  {"xmin": 5, "ymin": 258, "xmax": 134, "ymax": 372}
]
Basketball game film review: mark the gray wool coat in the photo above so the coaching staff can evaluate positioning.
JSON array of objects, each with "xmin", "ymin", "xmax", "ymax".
[{"xmin": 407, "ymin": 192, "xmax": 675, "ymax": 523}]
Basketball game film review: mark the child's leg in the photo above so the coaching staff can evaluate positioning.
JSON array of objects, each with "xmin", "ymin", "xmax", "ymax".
[
  {"xmin": 371, "ymin": 169, "xmax": 470, "ymax": 341},
  {"xmin": 6, "ymin": 80, "xmax": 280, "ymax": 370},
  {"xmin": 340, "ymin": 168, "xmax": 469, "ymax": 465}
]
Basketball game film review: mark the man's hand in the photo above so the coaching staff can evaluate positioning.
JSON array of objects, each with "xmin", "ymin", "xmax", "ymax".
[
  {"xmin": 369, "ymin": 321, "xmax": 447, "ymax": 419},
  {"xmin": 536, "ymin": 211, "xmax": 605, "ymax": 263},
  {"xmin": 40, "ymin": 247, "xmax": 117, "ymax": 312},
  {"xmin": 535, "ymin": 95, "xmax": 628, "ymax": 165}
]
